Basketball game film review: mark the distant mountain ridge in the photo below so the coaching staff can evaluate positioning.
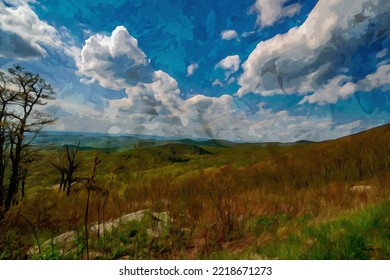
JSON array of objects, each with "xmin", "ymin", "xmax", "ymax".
[
  {"xmin": 29, "ymin": 130, "xmax": 237, "ymax": 151},
  {"xmin": 29, "ymin": 124, "xmax": 390, "ymax": 151}
]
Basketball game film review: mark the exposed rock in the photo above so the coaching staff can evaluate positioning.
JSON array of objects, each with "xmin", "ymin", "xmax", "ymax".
[
  {"xmin": 28, "ymin": 230, "xmax": 78, "ymax": 256},
  {"xmin": 350, "ymin": 185, "xmax": 372, "ymax": 193},
  {"xmin": 90, "ymin": 209, "xmax": 148, "ymax": 234},
  {"xmin": 28, "ymin": 209, "xmax": 171, "ymax": 257},
  {"xmin": 150, "ymin": 211, "xmax": 172, "ymax": 224}
]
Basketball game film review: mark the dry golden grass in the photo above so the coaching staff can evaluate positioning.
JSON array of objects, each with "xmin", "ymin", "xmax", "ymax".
[{"xmin": 1, "ymin": 124, "xmax": 389, "ymax": 259}]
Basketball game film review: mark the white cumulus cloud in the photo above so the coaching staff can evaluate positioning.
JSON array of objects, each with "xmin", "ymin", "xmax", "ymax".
[
  {"xmin": 0, "ymin": 0, "xmax": 61, "ymax": 59},
  {"xmin": 299, "ymin": 75, "xmax": 357, "ymax": 104},
  {"xmin": 358, "ymin": 64, "xmax": 390, "ymax": 92},
  {"xmin": 251, "ymin": 0, "xmax": 301, "ymax": 27},
  {"xmin": 78, "ymin": 26, "xmax": 154, "ymax": 90},
  {"xmin": 216, "ymin": 55, "xmax": 241, "ymax": 81},
  {"xmin": 186, "ymin": 63, "xmax": 198, "ymax": 76},
  {"xmin": 221, "ymin": 30, "xmax": 238, "ymax": 40},
  {"xmin": 300, "ymin": 65, "xmax": 390, "ymax": 104},
  {"xmin": 216, "ymin": 55, "xmax": 241, "ymax": 72},
  {"xmin": 238, "ymin": 0, "xmax": 390, "ymax": 105}
]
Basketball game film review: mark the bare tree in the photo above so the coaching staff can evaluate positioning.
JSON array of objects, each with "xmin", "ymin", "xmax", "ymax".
[
  {"xmin": 2, "ymin": 65, "xmax": 55, "ymax": 211},
  {"xmin": 50, "ymin": 150, "xmax": 67, "ymax": 191},
  {"xmin": 50, "ymin": 142, "xmax": 82, "ymax": 195},
  {"xmin": 0, "ymin": 70, "xmax": 19, "ymax": 209},
  {"xmin": 64, "ymin": 143, "xmax": 81, "ymax": 196},
  {"xmin": 81, "ymin": 154, "xmax": 102, "ymax": 260}
]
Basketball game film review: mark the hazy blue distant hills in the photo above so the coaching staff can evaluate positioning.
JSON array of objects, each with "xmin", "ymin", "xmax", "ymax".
[
  {"xmin": 29, "ymin": 131, "xmax": 238, "ymax": 151},
  {"xmin": 29, "ymin": 131, "xmax": 165, "ymax": 151},
  {"xmin": 178, "ymin": 138, "xmax": 236, "ymax": 148},
  {"xmin": 33, "ymin": 125, "xmax": 374, "ymax": 151}
]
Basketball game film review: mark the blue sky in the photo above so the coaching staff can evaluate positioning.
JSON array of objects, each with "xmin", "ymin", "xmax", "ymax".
[{"xmin": 0, "ymin": 0, "xmax": 389, "ymax": 142}]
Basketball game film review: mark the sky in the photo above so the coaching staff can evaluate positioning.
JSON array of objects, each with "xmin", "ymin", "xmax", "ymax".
[{"xmin": 0, "ymin": 0, "xmax": 389, "ymax": 142}]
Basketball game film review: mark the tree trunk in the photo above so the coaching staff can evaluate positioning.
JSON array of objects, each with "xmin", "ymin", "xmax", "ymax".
[
  {"xmin": 0, "ymin": 158, "xmax": 4, "ymax": 207},
  {"xmin": 5, "ymin": 161, "xmax": 19, "ymax": 211},
  {"xmin": 5, "ymin": 139, "xmax": 22, "ymax": 211},
  {"xmin": 21, "ymin": 179, "xmax": 25, "ymax": 198},
  {"xmin": 66, "ymin": 178, "xmax": 71, "ymax": 196},
  {"xmin": 84, "ymin": 188, "xmax": 91, "ymax": 260},
  {"xmin": 0, "ymin": 135, "xmax": 6, "ymax": 208},
  {"xmin": 60, "ymin": 172, "xmax": 65, "ymax": 191},
  {"xmin": 66, "ymin": 168, "xmax": 73, "ymax": 196}
]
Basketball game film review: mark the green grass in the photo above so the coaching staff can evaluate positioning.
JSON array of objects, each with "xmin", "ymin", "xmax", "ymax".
[{"xmin": 223, "ymin": 201, "xmax": 390, "ymax": 260}]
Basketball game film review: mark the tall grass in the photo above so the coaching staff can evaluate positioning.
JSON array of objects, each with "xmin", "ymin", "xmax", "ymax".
[
  {"xmin": 246, "ymin": 201, "xmax": 390, "ymax": 260},
  {"xmin": 0, "ymin": 125, "xmax": 389, "ymax": 259}
]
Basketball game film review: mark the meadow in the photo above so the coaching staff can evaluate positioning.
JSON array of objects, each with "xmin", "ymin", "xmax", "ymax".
[{"xmin": 0, "ymin": 124, "xmax": 389, "ymax": 260}]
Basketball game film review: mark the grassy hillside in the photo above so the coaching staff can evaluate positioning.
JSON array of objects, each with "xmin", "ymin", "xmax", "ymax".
[{"xmin": 0, "ymin": 124, "xmax": 389, "ymax": 259}]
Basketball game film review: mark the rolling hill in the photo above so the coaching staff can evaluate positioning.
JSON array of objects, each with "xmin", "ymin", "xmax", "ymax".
[{"xmin": 1, "ymin": 123, "xmax": 389, "ymax": 260}]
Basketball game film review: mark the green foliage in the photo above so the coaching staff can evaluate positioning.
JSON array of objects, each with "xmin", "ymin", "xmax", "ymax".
[
  {"xmin": 250, "ymin": 213, "xmax": 291, "ymax": 236},
  {"xmin": 249, "ymin": 202, "xmax": 390, "ymax": 260}
]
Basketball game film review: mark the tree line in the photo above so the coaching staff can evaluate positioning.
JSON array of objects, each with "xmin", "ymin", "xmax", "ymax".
[{"xmin": 0, "ymin": 65, "xmax": 55, "ymax": 215}]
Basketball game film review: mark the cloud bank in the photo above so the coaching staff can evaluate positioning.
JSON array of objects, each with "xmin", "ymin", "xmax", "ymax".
[
  {"xmin": 0, "ymin": 0, "xmax": 61, "ymax": 59},
  {"xmin": 64, "ymin": 26, "xmax": 364, "ymax": 142},
  {"xmin": 1, "ymin": 0, "xmax": 387, "ymax": 143},
  {"xmin": 239, "ymin": 0, "xmax": 390, "ymax": 105}
]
